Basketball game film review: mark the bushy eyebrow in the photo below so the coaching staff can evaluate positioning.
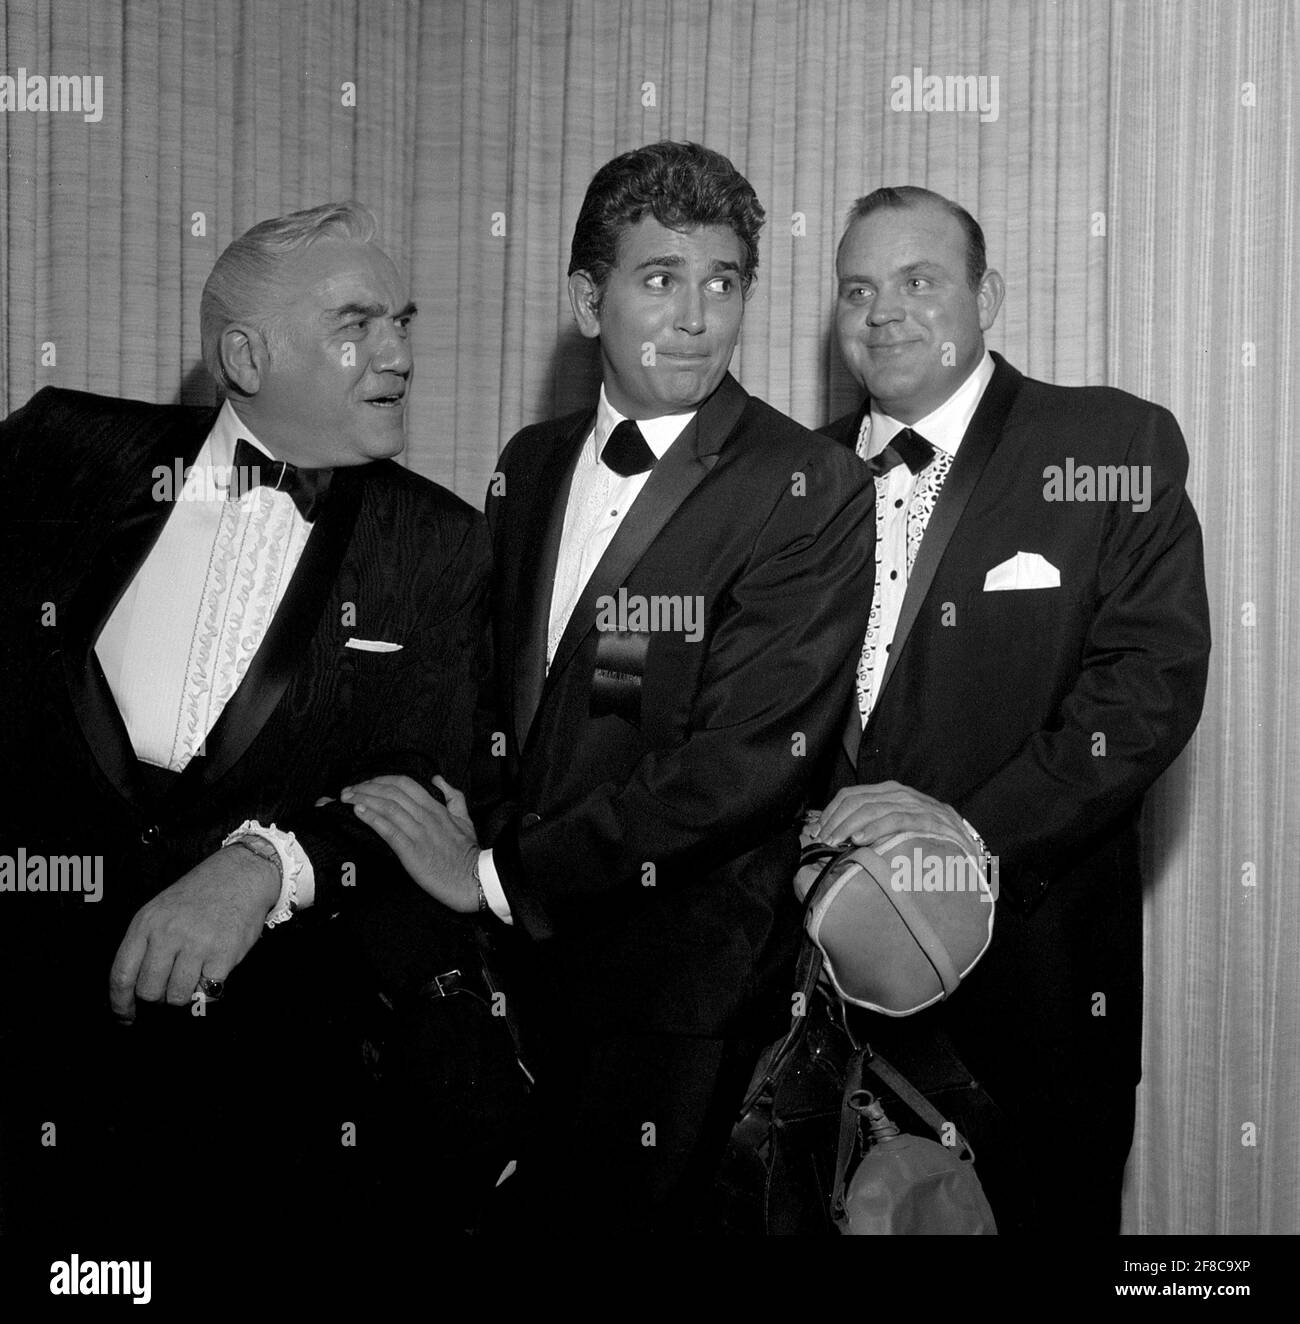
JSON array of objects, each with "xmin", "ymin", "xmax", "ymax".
[
  {"xmin": 327, "ymin": 300, "xmax": 418, "ymax": 322},
  {"xmin": 634, "ymin": 255, "xmax": 741, "ymax": 275}
]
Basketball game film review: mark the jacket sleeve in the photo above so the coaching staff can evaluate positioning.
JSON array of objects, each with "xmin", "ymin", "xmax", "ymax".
[{"xmin": 284, "ymin": 513, "xmax": 493, "ymax": 914}]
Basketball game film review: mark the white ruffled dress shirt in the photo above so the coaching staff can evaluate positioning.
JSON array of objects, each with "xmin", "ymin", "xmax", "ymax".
[{"xmin": 94, "ymin": 399, "xmax": 316, "ymax": 915}]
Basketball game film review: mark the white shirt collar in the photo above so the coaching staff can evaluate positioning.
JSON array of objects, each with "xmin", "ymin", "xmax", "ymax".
[
  {"xmin": 206, "ymin": 398, "xmax": 278, "ymax": 467},
  {"xmin": 181, "ymin": 400, "xmax": 281, "ymax": 502},
  {"xmin": 868, "ymin": 350, "xmax": 996, "ymax": 458},
  {"xmin": 590, "ymin": 385, "xmax": 697, "ymax": 463}
]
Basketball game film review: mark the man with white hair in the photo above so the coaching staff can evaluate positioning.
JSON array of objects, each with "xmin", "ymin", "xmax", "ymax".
[{"xmin": 0, "ymin": 202, "xmax": 491, "ymax": 1232}]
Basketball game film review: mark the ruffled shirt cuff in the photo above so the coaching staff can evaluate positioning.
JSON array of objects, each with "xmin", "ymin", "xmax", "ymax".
[{"xmin": 223, "ymin": 819, "xmax": 316, "ymax": 927}]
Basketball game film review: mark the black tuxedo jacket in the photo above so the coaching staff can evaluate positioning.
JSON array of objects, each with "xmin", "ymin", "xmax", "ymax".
[
  {"xmin": 821, "ymin": 353, "xmax": 1211, "ymax": 1096},
  {"xmin": 0, "ymin": 386, "xmax": 490, "ymax": 1020},
  {"xmin": 474, "ymin": 374, "xmax": 876, "ymax": 1045}
]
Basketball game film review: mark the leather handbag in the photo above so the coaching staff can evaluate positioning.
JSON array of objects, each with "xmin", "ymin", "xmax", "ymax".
[
  {"xmin": 716, "ymin": 934, "xmax": 855, "ymax": 1234},
  {"xmin": 718, "ymin": 937, "xmax": 1000, "ymax": 1235},
  {"xmin": 717, "ymin": 843, "xmax": 1000, "ymax": 1234}
]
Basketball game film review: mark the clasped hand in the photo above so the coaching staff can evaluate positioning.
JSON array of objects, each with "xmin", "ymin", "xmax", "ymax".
[
  {"xmin": 811, "ymin": 779, "xmax": 973, "ymax": 852},
  {"xmin": 795, "ymin": 781, "xmax": 975, "ymax": 899}
]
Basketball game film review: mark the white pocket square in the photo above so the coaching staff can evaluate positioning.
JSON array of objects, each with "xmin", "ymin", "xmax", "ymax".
[
  {"xmin": 983, "ymin": 551, "xmax": 1060, "ymax": 591},
  {"xmin": 345, "ymin": 638, "xmax": 404, "ymax": 653}
]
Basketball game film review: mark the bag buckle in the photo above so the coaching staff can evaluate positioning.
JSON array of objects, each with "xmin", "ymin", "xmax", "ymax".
[{"xmin": 422, "ymin": 968, "xmax": 463, "ymax": 999}]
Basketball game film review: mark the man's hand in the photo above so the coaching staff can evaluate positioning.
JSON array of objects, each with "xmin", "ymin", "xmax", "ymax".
[
  {"xmin": 815, "ymin": 780, "xmax": 974, "ymax": 852},
  {"xmin": 109, "ymin": 847, "xmax": 280, "ymax": 1023},
  {"xmin": 341, "ymin": 774, "xmax": 480, "ymax": 913}
]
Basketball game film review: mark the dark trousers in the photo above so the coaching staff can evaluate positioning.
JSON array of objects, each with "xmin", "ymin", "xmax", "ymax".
[
  {"xmin": 497, "ymin": 1029, "xmax": 764, "ymax": 1234},
  {"xmin": 859, "ymin": 1007, "xmax": 1137, "ymax": 1236},
  {"xmin": 991, "ymin": 1075, "xmax": 1136, "ymax": 1234},
  {"xmin": 0, "ymin": 916, "xmax": 382, "ymax": 1239}
]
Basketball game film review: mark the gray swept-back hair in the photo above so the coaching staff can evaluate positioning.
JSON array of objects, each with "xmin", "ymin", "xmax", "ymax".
[{"xmin": 200, "ymin": 200, "xmax": 378, "ymax": 391}]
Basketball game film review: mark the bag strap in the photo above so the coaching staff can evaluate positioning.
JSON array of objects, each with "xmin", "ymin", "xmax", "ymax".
[
  {"xmin": 737, "ymin": 935, "xmax": 824, "ymax": 1115},
  {"xmin": 831, "ymin": 1048, "xmax": 868, "ymax": 1216},
  {"xmin": 830, "ymin": 1046, "xmax": 978, "ymax": 1219},
  {"xmin": 736, "ymin": 843, "xmax": 855, "ymax": 1117},
  {"xmin": 869, "ymin": 878, "xmax": 963, "ymax": 1000},
  {"xmin": 862, "ymin": 1050, "xmax": 975, "ymax": 1162}
]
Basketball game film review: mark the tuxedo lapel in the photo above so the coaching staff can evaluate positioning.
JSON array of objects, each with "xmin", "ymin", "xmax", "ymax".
[
  {"xmin": 512, "ymin": 413, "xmax": 591, "ymax": 751},
  {"xmin": 540, "ymin": 374, "xmax": 747, "ymax": 706},
  {"xmin": 61, "ymin": 407, "xmax": 217, "ymax": 808},
  {"xmin": 174, "ymin": 464, "xmax": 366, "ymax": 790},
  {"xmin": 843, "ymin": 355, "xmax": 1024, "ymax": 767},
  {"xmin": 836, "ymin": 397, "xmax": 871, "ymax": 449}
]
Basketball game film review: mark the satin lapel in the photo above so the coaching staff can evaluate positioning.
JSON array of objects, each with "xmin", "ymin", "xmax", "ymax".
[
  {"xmin": 542, "ymin": 374, "xmax": 748, "ymax": 698},
  {"xmin": 871, "ymin": 356, "xmax": 1025, "ymax": 715},
  {"xmin": 512, "ymin": 413, "xmax": 592, "ymax": 751},
  {"xmin": 61, "ymin": 408, "xmax": 217, "ymax": 807},
  {"xmin": 174, "ymin": 464, "xmax": 365, "ymax": 790},
  {"xmin": 836, "ymin": 397, "xmax": 871, "ymax": 448},
  {"xmin": 839, "ymin": 690, "xmax": 866, "ymax": 768},
  {"xmin": 833, "ymin": 397, "xmax": 874, "ymax": 766}
]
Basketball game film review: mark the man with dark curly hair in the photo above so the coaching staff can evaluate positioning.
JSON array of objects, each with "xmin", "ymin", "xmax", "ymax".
[{"xmin": 344, "ymin": 142, "xmax": 876, "ymax": 1231}]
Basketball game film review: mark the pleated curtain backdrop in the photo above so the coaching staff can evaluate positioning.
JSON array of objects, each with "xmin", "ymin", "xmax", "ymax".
[
  {"xmin": 0, "ymin": 0, "xmax": 423, "ymax": 406},
  {"xmin": 1, "ymin": 0, "xmax": 1295, "ymax": 1235},
  {"xmin": 412, "ymin": 0, "xmax": 1114, "ymax": 498},
  {"xmin": 1108, "ymin": 0, "xmax": 1298, "ymax": 1236}
]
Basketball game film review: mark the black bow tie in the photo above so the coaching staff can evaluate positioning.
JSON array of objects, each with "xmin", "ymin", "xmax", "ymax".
[
  {"xmin": 601, "ymin": 420, "xmax": 657, "ymax": 477},
  {"xmin": 229, "ymin": 438, "xmax": 333, "ymax": 521},
  {"xmin": 866, "ymin": 427, "xmax": 935, "ymax": 478}
]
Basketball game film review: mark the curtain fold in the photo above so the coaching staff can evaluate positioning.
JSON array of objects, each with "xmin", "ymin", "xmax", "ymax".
[
  {"xmin": 1, "ymin": 0, "xmax": 1293, "ymax": 1234},
  {"xmin": 1108, "ymin": 0, "xmax": 1298, "ymax": 1236}
]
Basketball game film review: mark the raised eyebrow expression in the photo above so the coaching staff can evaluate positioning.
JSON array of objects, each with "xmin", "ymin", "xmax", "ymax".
[{"xmin": 635, "ymin": 255, "xmax": 741, "ymax": 284}]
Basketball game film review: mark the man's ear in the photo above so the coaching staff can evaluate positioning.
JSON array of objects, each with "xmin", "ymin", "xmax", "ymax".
[
  {"xmin": 976, "ymin": 269, "xmax": 1005, "ymax": 332},
  {"xmin": 218, "ymin": 324, "xmax": 268, "ymax": 396},
  {"xmin": 568, "ymin": 271, "xmax": 603, "ymax": 340}
]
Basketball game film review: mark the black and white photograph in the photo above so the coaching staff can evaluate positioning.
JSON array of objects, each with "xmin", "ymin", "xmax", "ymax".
[{"xmin": 0, "ymin": 0, "xmax": 1293, "ymax": 1302}]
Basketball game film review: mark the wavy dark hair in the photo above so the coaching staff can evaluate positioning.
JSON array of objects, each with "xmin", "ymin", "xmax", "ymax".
[
  {"xmin": 841, "ymin": 186, "xmax": 987, "ymax": 290},
  {"xmin": 569, "ymin": 141, "xmax": 765, "ymax": 294}
]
